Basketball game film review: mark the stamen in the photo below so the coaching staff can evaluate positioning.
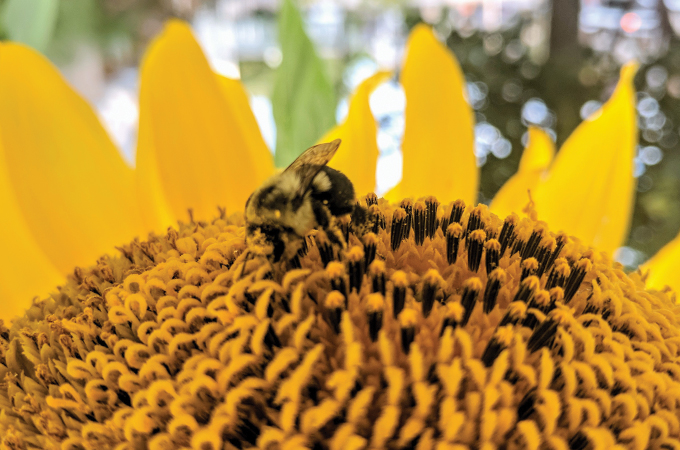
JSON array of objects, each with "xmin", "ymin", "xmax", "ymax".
[
  {"xmin": 446, "ymin": 223, "xmax": 463, "ymax": 264},
  {"xmin": 369, "ymin": 260, "xmax": 386, "ymax": 295},
  {"xmin": 498, "ymin": 214, "xmax": 518, "ymax": 256},
  {"xmin": 326, "ymin": 262, "xmax": 348, "ymax": 301},
  {"xmin": 363, "ymin": 233, "xmax": 378, "ymax": 269},
  {"xmin": 484, "ymin": 239, "xmax": 501, "ymax": 275},
  {"xmin": 499, "ymin": 301, "xmax": 528, "ymax": 326},
  {"xmin": 413, "ymin": 201, "xmax": 427, "ymax": 245},
  {"xmin": 483, "ymin": 268, "xmax": 506, "ymax": 313},
  {"xmin": 314, "ymin": 231, "xmax": 335, "ymax": 267},
  {"xmin": 420, "ymin": 269, "xmax": 444, "ymax": 318},
  {"xmin": 461, "ymin": 277, "xmax": 483, "ymax": 326},
  {"xmin": 325, "ymin": 291, "xmax": 346, "ymax": 333},
  {"xmin": 511, "ymin": 237, "xmax": 526, "ymax": 256},
  {"xmin": 534, "ymin": 236, "xmax": 556, "ymax": 277},
  {"xmin": 264, "ymin": 323, "xmax": 282, "ymax": 350},
  {"xmin": 390, "ymin": 208, "xmax": 408, "ymax": 251},
  {"xmin": 466, "ymin": 229, "xmax": 486, "ymax": 272},
  {"xmin": 481, "ymin": 325, "xmax": 513, "ymax": 367},
  {"xmin": 466, "ymin": 206, "xmax": 485, "ymax": 235},
  {"xmin": 400, "ymin": 198, "xmax": 414, "ymax": 232},
  {"xmin": 513, "ymin": 276, "xmax": 540, "ymax": 303},
  {"xmin": 545, "ymin": 257, "xmax": 571, "ymax": 290},
  {"xmin": 365, "ymin": 192, "xmax": 378, "ymax": 207},
  {"xmin": 520, "ymin": 258, "xmax": 539, "ymax": 282},
  {"xmin": 522, "ymin": 290, "xmax": 551, "ymax": 329},
  {"xmin": 549, "ymin": 287, "xmax": 564, "ymax": 305},
  {"xmin": 424, "ymin": 196, "xmax": 439, "ymax": 239},
  {"xmin": 545, "ymin": 231, "xmax": 567, "ymax": 271},
  {"xmin": 398, "ymin": 309, "xmax": 418, "ymax": 354},
  {"xmin": 347, "ymin": 246, "xmax": 365, "ymax": 293},
  {"xmin": 366, "ymin": 293, "xmax": 385, "ymax": 342},
  {"xmin": 441, "ymin": 198, "xmax": 466, "ymax": 233},
  {"xmin": 441, "ymin": 301, "xmax": 464, "ymax": 335},
  {"xmin": 563, "ymin": 258, "xmax": 592, "ymax": 303},
  {"xmin": 516, "ymin": 387, "xmax": 538, "ymax": 421},
  {"xmin": 526, "ymin": 315, "xmax": 558, "ymax": 353},
  {"xmin": 582, "ymin": 289, "xmax": 604, "ymax": 316},
  {"xmin": 520, "ymin": 224, "xmax": 547, "ymax": 260},
  {"xmin": 391, "ymin": 271, "xmax": 409, "ymax": 318},
  {"xmin": 368, "ymin": 204, "xmax": 386, "ymax": 233}
]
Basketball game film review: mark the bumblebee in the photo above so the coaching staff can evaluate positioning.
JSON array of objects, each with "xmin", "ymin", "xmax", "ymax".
[{"xmin": 245, "ymin": 139, "xmax": 365, "ymax": 263}]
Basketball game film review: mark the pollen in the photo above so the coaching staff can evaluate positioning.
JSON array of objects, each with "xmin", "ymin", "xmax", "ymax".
[{"xmin": 2, "ymin": 195, "xmax": 680, "ymax": 449}]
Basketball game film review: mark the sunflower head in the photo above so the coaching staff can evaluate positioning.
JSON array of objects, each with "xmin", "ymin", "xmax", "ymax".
[{"xmin": 1, "ymin": 195, "xmax": 679, "ymax": 449}]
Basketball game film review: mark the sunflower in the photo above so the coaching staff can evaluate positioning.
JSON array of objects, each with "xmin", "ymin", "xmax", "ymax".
[{"xmin": 1, "ymin": 17, "xmax": 679, "ymax": 450}]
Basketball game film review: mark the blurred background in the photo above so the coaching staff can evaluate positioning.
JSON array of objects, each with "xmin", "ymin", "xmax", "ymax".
[{"xmin": 0, "ymin": 0, "xmax": 678, "ymax": 269}]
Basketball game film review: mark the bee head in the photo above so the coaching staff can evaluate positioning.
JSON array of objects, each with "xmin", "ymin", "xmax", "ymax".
[{"xmin": 245, "ymin": 172, "xmax": 315, "ymax": 237}]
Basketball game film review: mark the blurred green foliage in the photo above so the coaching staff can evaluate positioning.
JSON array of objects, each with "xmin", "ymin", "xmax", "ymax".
[
  {"xmin": 1, "ymin": 0, "xmax": 60, "ymax": 52},
  {"xmin": 272, "ymin": 0, "xmax": 336, "ymax": 167}
]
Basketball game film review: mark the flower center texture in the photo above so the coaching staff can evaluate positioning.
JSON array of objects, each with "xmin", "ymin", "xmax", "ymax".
[{"xmin": 1, "ymin": 195, "xmax": 679, "ymax": 449}]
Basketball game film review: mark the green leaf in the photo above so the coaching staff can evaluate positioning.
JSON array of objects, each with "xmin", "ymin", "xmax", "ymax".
[
  {"xmin": 1, "ymin": 0, "xmax": 60, "ymax": 52},
  {"xmin": 272, "ymin": 0, "xmax": 336, "ymax": 167}
]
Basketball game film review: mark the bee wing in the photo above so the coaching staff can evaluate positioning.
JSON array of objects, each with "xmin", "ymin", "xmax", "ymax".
[{"xmin": 284, "ymin": 139, "xmax": 341, "ymax": 194}]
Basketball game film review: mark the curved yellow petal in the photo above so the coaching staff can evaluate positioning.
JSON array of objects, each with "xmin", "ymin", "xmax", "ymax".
[
  {"xmin": 386, "ymin": 24, "xmax": 477, "ymax": 204},
  {"xmin": 136, "ymin": 20, "xmax": 273, "ymax": 228},
  {"xmin": 533, "ymin": 62, "xmax": 638, "ymax": 254},
  {"xmin": 643, "ymin": 234, "xmax": 680, "ymax": 293},
  {"xmin": 217, "ymin": 76, "xmax": 274, "ymax": 183},
  {"xmin": 518, "ymin": 127, "xmax": 555, "ymax": 172},
  {"xmin": 321, "ymin": 71, "xmax": 391, "ymax": 196},
  {"xmin": 490, "ymin": 127, "xmax": 555, "ymax": 219},
  {"xmin": 0, "ymin": 141, "xmax": 62, "ymax": 323},
  {"xmin": 0, "ymin": 42, "xmax": 144, "ymax": 275}
]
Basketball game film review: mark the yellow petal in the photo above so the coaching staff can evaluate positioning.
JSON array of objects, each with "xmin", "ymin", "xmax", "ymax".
[
  {"xmin": 0, "ymin": 42, "xmax": 144, "ymax": 275},
  {"xmin": 386, "ymin": 24, "xmax": 477, "ymax": 205},
  {"xmin": 642, "ymin": 234, "xmax": 680, "ymax": 293},
  {"xmin": 136, "ymin": 20, "xmax": 273, "ymax": 228},
  {"xmin": 533, "ymin": 62, "xmax": 638, "ymax": 254},
  {"xmin": 321, "ymin": 71, "xmax": 391, "ymax": 196},
  {"xmin": 490, "ymin": 126, "xmax": 555, "ymax": 218},
  {"xmin": 0, "ymin": 141, "xmax": 62, "ymax": 323},
  {"xmin": 217, "ymin": 76, "xmax": 274, "ymax": 183}
]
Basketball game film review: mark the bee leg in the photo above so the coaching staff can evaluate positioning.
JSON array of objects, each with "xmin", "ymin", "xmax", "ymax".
[
  {"xmin": 350, "ymin": 203, "xmax": 370, "ymax": 238},
  {"xmin": 288, "ymin": 254, "xmax": 302, "ymax": 269},
  {"xmin": 270, "ymin": 233, "xmax": 286, "ymax": 263},
  {"xmin": 326, "ymin": 225, "xmax": 347, "ymax": 248}
]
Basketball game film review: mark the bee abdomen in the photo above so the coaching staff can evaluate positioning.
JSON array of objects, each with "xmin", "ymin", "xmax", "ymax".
[{"xmin": 311, "ymin": 166, "xmax": 355, "ymax": 216}]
